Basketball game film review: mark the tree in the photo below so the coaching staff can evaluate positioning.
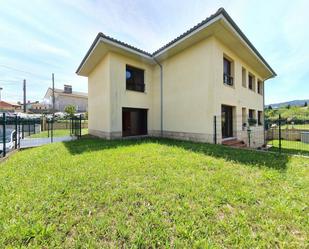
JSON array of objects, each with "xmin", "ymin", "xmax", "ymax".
[
  {"xmin": 304, "ymin": 102, "xmax": 307, "ymax": 107},
  {"xmin": 268, "ymin": 105, "xmax": 272, "ymax": 110},
  {"xmin": 64, "ymin": 105, "xmax": 76, "ymax": 117},
  {"xmin": 287, "ymin": 104, "xmax": 291, "ymax": 109}
]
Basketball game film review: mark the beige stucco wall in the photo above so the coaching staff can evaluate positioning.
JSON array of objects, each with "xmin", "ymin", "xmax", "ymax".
[
  {"xmin": 88, "ymin": 53, "xmax": 111, "ymax": 137},
  {"xmin": 157, "ymin": 37, "xmax": 216, "ymax": 142},
  {"xmin": 86, "ymin": 36, "xmax": 266, "ymax": 146},
  {"xmin": 109, "ymin": 52, "xmax": 155, "ymax": 137},
  {"xmin": 212, "ymin": 38, "xmax": 265, "ymax": 146}
]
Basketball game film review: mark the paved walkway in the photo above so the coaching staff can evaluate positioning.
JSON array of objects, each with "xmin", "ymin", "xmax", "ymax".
[{"xmin": 20, "ymin": 136, "xmax": 76, "ymax": 148}]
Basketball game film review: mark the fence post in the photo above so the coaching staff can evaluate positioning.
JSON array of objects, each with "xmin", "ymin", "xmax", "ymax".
[
  {"xmin": 22, "ymin": 120, "xmax": 24, "ymax": 139},
  {"xmin": 18, "ymin": 117, "xmax": 21, "ymax": 148},
  {"xmin": 28, "ymin": 120, "xmax": 31, "ymax": 136},
  {"xmin": 278, "ymin": 114, "xmax": 282, "ymax": 153},
  {"xmin": 33, "ymin": 120, "xmax": 36, "ymax": 134},
  {"xmin": 71, "ymin": 117, "xmax": 74, "ymax": 135},
  {"xmin": 247, "ymin": 128, "xmax": 251, "ymax": 147},
  {"xmin": 47, "ymin": 120, "xmax": 50, "ymax": 138},
  {"xmin": 79, "ymin": 114, "xmax": 82, "ymax": 138},
  {"xmin": 51, "ymin": 117, "xmax": 54, "ymax": 143},
  {"xmin": 2, "ymin": 113, "xmax": 6, "ymax": 157},
  {"xmin": 213, "ymin": 116, "xmax": 217, "ymax": 144},
  {"xmin": 15, "ymin": 115, "xmax": 18, "ymax": 149}
]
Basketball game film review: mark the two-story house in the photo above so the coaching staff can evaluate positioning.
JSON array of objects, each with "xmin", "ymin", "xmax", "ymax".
[
  {"xmin": 76, "ymin": 8, "xmax": 276, "ymax": 147},
  {"xmin": 44, "ymin": 85, "xmax": 88, "ymax": 113}
]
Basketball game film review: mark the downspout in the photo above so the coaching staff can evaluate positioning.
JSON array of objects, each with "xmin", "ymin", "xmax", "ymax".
[
  {"xmin": 263, "ymin": 73, "xmax": 276, "ymax": 145},
  {"xmin": 153, "ymin": 58, "xmax": 163, "ymax": 137}
]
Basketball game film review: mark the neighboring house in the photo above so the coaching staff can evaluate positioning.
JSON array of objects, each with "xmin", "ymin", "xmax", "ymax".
[
  {"xmin": 76, "ymin": 8, "xmax": 276, "ymax": 147},
  {"xmin": 0, "ymin": 101, "xmax": 21, "ymax": 112},
  {"xmin": 28, "ymin": 101, "xmax": 49, "ymax": 114},
  {"xmin": 44, "ymin": 85, "xmax": 88, "ymax": 113},
  {"xmin": 18, "ymin": 101, "xmax": 42, "ymax": 113}
]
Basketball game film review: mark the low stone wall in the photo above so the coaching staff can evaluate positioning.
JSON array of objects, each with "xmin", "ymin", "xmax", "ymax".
[
  {"xmin": 266, "ymin": 129, "xmax": 307, "ymax": 141},
  {"xmin": 88, "ymin": 129, "xmax": 121, "ymax": 139},
  {"xmin": 149, "ymin": 130, "xmax": 215, "ymax": 144},
  {"xmin": 42, "ymin": 121, "xmax": 88, "ymax": 131}
]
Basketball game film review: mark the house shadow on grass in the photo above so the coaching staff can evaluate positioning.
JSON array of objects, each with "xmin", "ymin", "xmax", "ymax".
[
  {"xmin": 269, "ymin": 147, "xmax": 309, "ymax": 157},
  {"xmin": 63, "ymin": 136, "xmax": 290, "ymax": 171}
]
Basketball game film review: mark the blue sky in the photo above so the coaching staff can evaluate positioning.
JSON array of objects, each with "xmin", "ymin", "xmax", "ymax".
[{"xmin": 0, "ymin": 0, "xmax": 308, "ymax": 105}]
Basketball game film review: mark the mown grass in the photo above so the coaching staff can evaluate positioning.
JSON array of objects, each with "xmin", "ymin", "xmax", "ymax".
[
  {"xmin": 0, "ymin": 138, "xmax": 308, "ymax": 248},
  {"xmin": 29, "ymin": 129, "xmax": 88, "ymax": 138},
  {"xmin": 268, "ymin": 139, "xmax": 309, "ymax": 156}
]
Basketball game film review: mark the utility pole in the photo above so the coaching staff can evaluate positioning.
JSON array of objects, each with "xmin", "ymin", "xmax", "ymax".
[
  {"xmin": 23, "ymin": 79, "xmax": 26, "ymax": 113},
  {"xmin": 0, "ymin": 87, "xmax": 3, "ymax": 101},
  {"xmin": 52, "ymin": 73, "xmax": 55, "ymax": 112},
  {"xmin": 51, "ymin": 73, "xmax": 55, "ymax": 143}
]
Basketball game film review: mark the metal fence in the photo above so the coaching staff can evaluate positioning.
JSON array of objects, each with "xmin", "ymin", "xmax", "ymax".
[
  {"xmin": 213, "ymin": 114, "xmax": 309, "ymax": 156},
  {"xmin": 0, "ymin": 113, "xmax": 87, "ymax": 158},
  {"xmin": 265, "ymin": 114, "xmax": 309, "ymax": 155}
]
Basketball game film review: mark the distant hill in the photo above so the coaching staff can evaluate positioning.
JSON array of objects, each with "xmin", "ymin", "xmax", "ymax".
[{"xmin": 267, "ymin": 99, "xmax": 309, "ymax": 109}]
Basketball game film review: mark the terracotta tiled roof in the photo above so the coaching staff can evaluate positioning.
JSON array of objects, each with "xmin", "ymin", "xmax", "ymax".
[{"xmin": 76, "ymin": 7, "xmax": 276, "ymax": 76}]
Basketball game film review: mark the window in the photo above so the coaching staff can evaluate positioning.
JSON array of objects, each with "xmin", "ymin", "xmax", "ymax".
[
  {"xmin": 248, "ymin": 109, "xmax": 257, "ymax": 126},
  {"xmin": 249, "ymin": 109, "xmax": 254, "ymax": 119},
  {"xmin": 223, "ymin": 57, "xmax": 233, "ymax": 86},
  {"xmin": 248, "ymin": 73, "xmax": 255, "ymax": 91},
  {"xmin": 258, "ymin": 111, "xmax": 263, "ymax": 125},
  {"xmin": 126, "ymin": 65, "xmax": 145, "ymax": 92},
  {"xmin": 242, "ymin": 67, "xmax": 246, "ymax": 87},
  {"xmin": 242, "ymin": 107, "xmax": 247, "ymax": 126},
  {"xmin": 257, "ymin": 80, "xmax": 263, "ymax": 95}
]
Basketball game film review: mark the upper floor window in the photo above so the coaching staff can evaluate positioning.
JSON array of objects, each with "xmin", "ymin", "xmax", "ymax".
[
  {"xmin": 126, "ymin": 65, "xmax": 145, "ymax": 92},
  {"xmin": 242, "ymin": 67, "xmax": 246, "ymax": 87},
  {"xmin": 257, "ymin": 80, "xmax": 263, "ymax": 95},
  {"xmin": 223, "ymin": 57, "xmax": 233, "ymax": 86},
  {"xmin": 248, "ymin": 73, "xmax": 255, "ymax": 91}
]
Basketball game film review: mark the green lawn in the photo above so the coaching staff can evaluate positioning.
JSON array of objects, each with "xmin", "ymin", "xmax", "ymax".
[
  {"xmin": 29, "ymin": 129, "xmax": 88, "ymax": 138},
  {"xmin": 268, "ymin": 139, "xmax": 309, "ymax": 156},
  {"xmin": 0, "ymin": 138, "xmax": 308, "ymax": 248}
]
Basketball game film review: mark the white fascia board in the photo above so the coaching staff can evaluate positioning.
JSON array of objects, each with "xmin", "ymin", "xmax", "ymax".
[
  {"xmin": 220, "ymin": 17, "xmax": 275, "ymax": 77},
  {"xmin": 153, "ymin": 14, "xmax": 223, "ymax": 58}
]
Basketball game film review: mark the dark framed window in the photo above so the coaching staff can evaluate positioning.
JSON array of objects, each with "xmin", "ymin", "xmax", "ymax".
[
  {"xmin": 223, "ymin": 57, "xmax": 233, "ymax": 86},
  {"xmin": 122, "ymin": 108, "xmax": 147, "ymax": 137},
  {"xmin": 248, "ymin": 74, "xmax": 254, "ymax": 90},
  {"xmin": 126, "ymin": 65, "xmax": 145, "ymax": 92},
  {"xmin": 249, "ymin": 109, "xmax": 254, "ymax": 119},
  {"xmin": 257, "ymin": 80, "xmax": 263, "ymax": 94},
  {"xmin": 258, "ymin": 111, "xmax": 263, "ymax": 125}
]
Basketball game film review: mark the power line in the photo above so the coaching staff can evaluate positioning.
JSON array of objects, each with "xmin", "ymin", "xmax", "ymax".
[
  {"xmin": 0, "ymin": 64, "xmax": 72, "ymax": 83},
  {"xmin": 0, "ymin": 64, "xmax": 36, "ymax": 76},
  {"xmin": 0, "ymin": 79, "xmax": 22, "ymax": 83}
]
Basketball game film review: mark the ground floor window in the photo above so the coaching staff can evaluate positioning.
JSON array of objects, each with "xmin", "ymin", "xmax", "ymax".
[
  {"xmin": 221, "ymin": 105, "xmax": 233, "ymax": 138},
  {"xmin": 122, "ymin": 108, "xmax": 147, "ymax": 137},
  {"xmin": 258, "ymin": 111, "xmax": 263, "ymax": 125}
]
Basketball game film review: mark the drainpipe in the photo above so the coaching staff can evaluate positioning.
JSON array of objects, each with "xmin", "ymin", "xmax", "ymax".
[
  {"xmin": 263, "ymin": 74, "xmax": 276, "ymax": 146},
  {"xmin": 154, "ymin": 58, "xmax": 163, "ymax": 137}
]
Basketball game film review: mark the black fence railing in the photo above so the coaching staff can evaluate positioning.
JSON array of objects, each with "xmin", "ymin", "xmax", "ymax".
[
  {"xmin": 213, "ymin": 114, "xmax": 309, "ymax": 156},
  {"xmin": 223, "ymin": 73, "xmax": 233, "ymax": 86},
  {"xmin": 0, "ymin": 113, "xmax": 87, "ymax": 158},
  {"xmin": 265, "ymin": 114, "xmax": 309, "ymax": 156}
]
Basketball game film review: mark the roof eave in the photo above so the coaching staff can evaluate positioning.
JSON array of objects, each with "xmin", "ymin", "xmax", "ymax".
[{"xmin": 76, "ymin": 7, "xmax": 276, "ymax": 79}]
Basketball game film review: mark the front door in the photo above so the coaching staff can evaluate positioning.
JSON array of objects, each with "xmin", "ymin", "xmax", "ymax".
[
  {"xmin": 122, "ymin": 108, "xmax": 147, "ymax": 137},
  {"xmin": 221, "ymin": 105, "xmax": 233, "ymax": 138}
]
